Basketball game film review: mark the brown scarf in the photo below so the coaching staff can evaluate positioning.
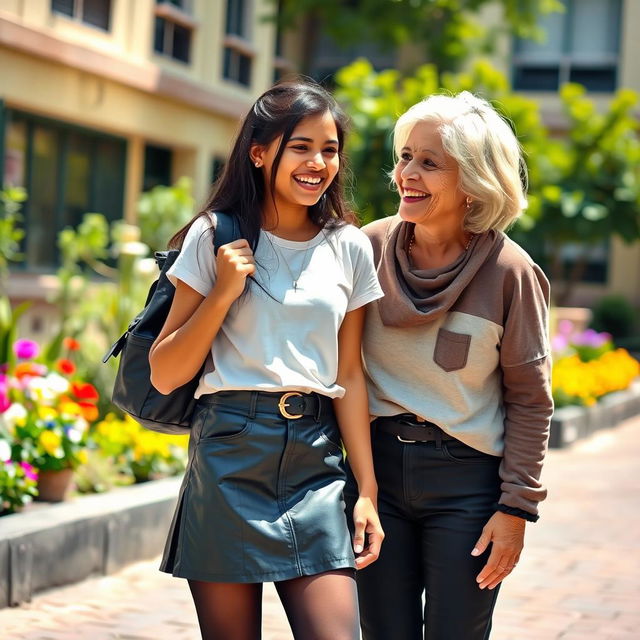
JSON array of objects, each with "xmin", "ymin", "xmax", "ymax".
[{"xmin": 374, "ymin": 217, "xmax": 501, "ymax": 328}]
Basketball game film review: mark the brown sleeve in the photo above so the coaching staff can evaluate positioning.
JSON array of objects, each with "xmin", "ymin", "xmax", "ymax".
[{"xmin": 498, "ymin": 262, "xmax": 554, "ymax": 518}]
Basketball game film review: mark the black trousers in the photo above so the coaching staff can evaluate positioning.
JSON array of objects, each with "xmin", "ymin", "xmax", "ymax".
[{"xmin": 345, "ymin": 428, "xmax": 502, "ymax": 640}]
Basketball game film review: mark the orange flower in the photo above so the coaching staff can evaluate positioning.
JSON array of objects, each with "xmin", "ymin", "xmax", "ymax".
[
  {"xmin": 63, "ymin": 337, "xmax": 81, "ymax": 351},
  {"xmin": 14, "ymin": 362, "xmax": 47, "ymax": 379},
  {"xmin": 56, "ymin": 359, "xmax": 76, "ymax": 375},
  {"xmin": 71, "ymin": 381, "xmax": 99, "ymax": 402},
  {"xmin": 78, "ymin": 401, "xmax": 99, "ymax": 422}
]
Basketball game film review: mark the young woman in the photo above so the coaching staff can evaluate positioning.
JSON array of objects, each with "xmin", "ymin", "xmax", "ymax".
[
  {"xmin": 149, "ymin": 80, "xmax": 384, "ymax": 640},
  {"xmin": 346, "ymin": 92, "xmax": 553, "ymax": 639}
]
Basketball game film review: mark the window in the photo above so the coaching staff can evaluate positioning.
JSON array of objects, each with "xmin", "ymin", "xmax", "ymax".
[
  {"xmin": 223, "ymin": 47, "xmax": 252, "ymax": 86},
  {"xmin": 272, "ymin": 0, "xmax": 293, "ymax": 83},
  {"xmin": 143, "ymin": 144, "xmax": 173, "ymax": 192},
  {"xmin": 211, "ymin": 156, "xmax": 226, "ymax": 185},
  {"xmin": 153, "ymin": 1, "xmax": 196, "ymax": 64},
  {"xmin": 513, "ymin": 0, "xmax": 622, "ymax": 92},
  {"xmin": 2, "ymin": 111, "xmax": 125, "ymax": 271},
  {"xmin": 51, "ymin": 0, "xmax": 111, "ymax": 31},
  {"xmin": 223, "ymin": 0, "xmax": 254, "ymax": 87}
]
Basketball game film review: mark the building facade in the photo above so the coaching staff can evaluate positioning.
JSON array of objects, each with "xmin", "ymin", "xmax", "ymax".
[
  {"xmin": 1, "ymin": 0, "xmax": 639, "ymax": 314},
  {"xmin": 0, "ymin": 0, "xmax": 286, "ymax": 323}
]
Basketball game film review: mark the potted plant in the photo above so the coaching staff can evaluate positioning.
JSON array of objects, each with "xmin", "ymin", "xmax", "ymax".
[
  {"xmin": 0, "ymin": 434, "xmax": 38, "ymax": 515},
  {"xmin": 1, "ymin": 338, "xmax": 98, "ymax": 501}
]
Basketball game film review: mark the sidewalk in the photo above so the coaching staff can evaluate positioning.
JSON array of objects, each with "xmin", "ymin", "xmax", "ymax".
[{"xmin": 1, "ymin": 416, "xmax": 639, "ymax": 639}]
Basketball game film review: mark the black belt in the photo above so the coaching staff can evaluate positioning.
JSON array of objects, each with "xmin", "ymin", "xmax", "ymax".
[
  {"xmin": 375, "ymin": 414, "xmax": 455, "ymax": 443},
  {"xmin": 199, "ymin": 390, "xmax": 332, "ymax": 420}
]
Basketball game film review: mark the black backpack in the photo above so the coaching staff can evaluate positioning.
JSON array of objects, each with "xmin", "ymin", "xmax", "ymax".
[{"xmin": 103, "ymin": 212, "xmax": 240, "ymax": 434}]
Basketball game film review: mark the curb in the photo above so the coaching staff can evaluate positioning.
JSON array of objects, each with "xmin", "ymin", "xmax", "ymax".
[
  {"xmin": 549, "ymin": 380, "xmax": 640, "ymax": 448},
  {"xmin": 0, "ymin": 476, "xmax": 181, "ymax": 609}
]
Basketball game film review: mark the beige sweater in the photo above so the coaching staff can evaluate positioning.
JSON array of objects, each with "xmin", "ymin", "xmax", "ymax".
[{"xmin": 363, "ymin": 216, "xmax": 553, "ymax": 519}]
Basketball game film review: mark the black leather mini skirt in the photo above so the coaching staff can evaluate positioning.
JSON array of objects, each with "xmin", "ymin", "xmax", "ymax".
[{"xmin": 160, "ymin": 390, "xmax": 355, "ymax": 583}]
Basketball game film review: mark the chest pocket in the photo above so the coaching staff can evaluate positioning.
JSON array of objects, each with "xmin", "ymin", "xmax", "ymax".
[{"xmin": 433, "ymin": 328, "xmax": 471, "ymax": 372}]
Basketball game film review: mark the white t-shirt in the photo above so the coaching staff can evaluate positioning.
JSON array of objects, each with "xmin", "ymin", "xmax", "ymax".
[{"xmin": 167, "ymin": 213, "xmax": 383, "ymax": 399}]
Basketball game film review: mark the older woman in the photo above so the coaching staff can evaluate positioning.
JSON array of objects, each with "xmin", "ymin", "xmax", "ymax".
[{"xmin": 345, "ymin": 92, "xmax": 553, "ymax": 639}]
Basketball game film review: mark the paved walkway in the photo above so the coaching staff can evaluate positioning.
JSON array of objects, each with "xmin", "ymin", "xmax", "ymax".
[{"xmin": 1, "ymin": 416, "xmax": 639, "ymax": 639}]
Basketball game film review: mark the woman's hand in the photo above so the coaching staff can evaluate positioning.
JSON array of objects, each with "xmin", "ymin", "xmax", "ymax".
[
  {"xmin": 471, "ymin": 511, "xmax": 525, "ymax": 589},
  {"xmin": 213, "ymin": 239, "xmax": 256, "ymax": 304},
  {"xmin": 352, "ymin": 495, "xmax": 384, "ymax": 570}
]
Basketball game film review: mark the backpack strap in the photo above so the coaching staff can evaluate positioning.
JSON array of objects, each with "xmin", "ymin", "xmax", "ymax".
[
  {"xmin": 102, "ymin": 213, "xmax": 241, "ymax": 364},
  {"xmin": 212, "ymin": 211, "xmax": 241, "ymax": 255}
]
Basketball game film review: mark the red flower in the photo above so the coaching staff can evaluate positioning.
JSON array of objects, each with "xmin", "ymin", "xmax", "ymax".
[
  {"xmin": 63, "ymin": 337, "xmax": 81, "ymax": 351},
  {"xmin": 78, "ymin": 401, "xmax": 99, "ymax": 422},
  {"xmin": 56, "ymin": 359, "xmax": 76, "ymax": 375},
  {"xmin": 71, "ymin": 382, "xmax": 99, "ymax": 402}
]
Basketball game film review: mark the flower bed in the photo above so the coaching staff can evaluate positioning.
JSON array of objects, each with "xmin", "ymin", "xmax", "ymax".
[
  {"xmin": 549, "ymin": 322, "xmax": 640, "ymax": 448},
  {"xmin": 1, "ymin": 338, "xmax": 187, "ymax": 516}
]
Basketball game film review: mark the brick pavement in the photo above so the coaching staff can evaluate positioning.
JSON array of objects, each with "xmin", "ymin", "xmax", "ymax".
[{"xmin": 1, "ymin": 416, "xmax": 639, "ymax": 639}]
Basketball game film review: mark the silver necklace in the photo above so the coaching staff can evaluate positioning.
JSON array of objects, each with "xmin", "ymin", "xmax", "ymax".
[{"xmin": 271, "ymin": 240, "xmax": 313, "ymax": 292}]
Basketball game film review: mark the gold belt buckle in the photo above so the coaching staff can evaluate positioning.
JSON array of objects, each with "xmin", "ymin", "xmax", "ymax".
[{"xmin": 278, "ymin": 392, "xmax": 304, "ymax": 419}]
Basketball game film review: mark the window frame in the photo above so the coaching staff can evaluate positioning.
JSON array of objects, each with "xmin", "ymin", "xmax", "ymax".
[
  {"xmin": 2, "ymin": 109, "xmax": 126, "ymax": 273},
  {"xmin": 51, "ymin": 0, "xmax": 112, "ymax": 32},
  {"xmin": 222, "ymin": 0, "xmax": 255, "ymax": 87},
  {"xmin": 512, "ymin": 0, "xmax": 622, "ymax": 93},
  {"xmin": 153, "ymin": 1, "xmax": 197, "ymax": 64}
]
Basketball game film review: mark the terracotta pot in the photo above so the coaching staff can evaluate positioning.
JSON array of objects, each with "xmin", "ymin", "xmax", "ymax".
[{"xmin": 36, "ymin": 468, "xmax": 74, "ymax": 502}]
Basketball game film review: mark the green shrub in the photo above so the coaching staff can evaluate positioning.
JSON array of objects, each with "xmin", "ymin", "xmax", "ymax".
[{"xmin": 590, "ymin": 295, "xmax": 636, "ymax": 339}]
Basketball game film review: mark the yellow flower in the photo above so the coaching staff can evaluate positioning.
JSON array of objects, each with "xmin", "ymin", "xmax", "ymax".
[
  {"xmin": 39, "ymin": 430, "xmax": 62, "ymax": 455},
  {"xmin": 59, "ymin": 401, "xmax": 83, "ymax": 417},
  {"xmin": 552, "ymin": 348, "xmax": 639, "ymax": 406},
  {"xmin": 77, "ymin": 450, "xmax": 89, "ymax": 465},
  {"xmin": 38, "ymin": 406, "xmax": 58, "ymax": 421}
]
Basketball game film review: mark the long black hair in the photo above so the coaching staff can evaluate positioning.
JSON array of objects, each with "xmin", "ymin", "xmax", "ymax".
[{"xmin": 169, "ymin": 79, "xmax": 355, "ymax": 251}]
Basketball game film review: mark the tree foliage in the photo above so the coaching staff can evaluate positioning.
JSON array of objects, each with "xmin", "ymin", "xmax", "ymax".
[
  {"xmin": 136, "ymin": 176, "xmax": 195, "ymax": 253},
  {"xmin": 0, "ymin": 186, "xmax": 26, "ymax": 293},
  {"xmin": 333, "ymin": 59, "xmax": 640, "ymax": 304}
]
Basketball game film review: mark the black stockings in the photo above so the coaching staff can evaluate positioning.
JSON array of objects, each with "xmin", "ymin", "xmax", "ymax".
[
  {"xmin": 188, "ymin": 569, "xmax": 359, "ymax": 640},
  {"xmin": 188, "ymin": 580, "xmax": 262, "ymax": 640}
]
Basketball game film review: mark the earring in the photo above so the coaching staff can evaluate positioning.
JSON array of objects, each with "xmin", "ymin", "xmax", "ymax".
[
  {"xmin": 465, "ymin": 196, "xmax": 472, "ymax": 210},
  {"xmin": 255, "ymin": 161, "xmax": 261, "ymax": 167}
]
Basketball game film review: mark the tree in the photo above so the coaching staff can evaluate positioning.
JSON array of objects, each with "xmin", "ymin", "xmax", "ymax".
[
  {"xmin": 524, "ymin": 84, "xmax": 640, "ymax": 305},
  {"xmin": 332, "ymin": 59, "xmax": 640, "ymax": 305},
  {"xmin": 136, "ymin": 177, "xmax": 195, "ymax": 253},
  {"xmin": 273, "ymin": 0, "xmax": 562, "ymax": 75}
]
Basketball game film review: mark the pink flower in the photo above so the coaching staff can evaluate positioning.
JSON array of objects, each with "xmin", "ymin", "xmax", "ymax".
[
  {"xmin": 0, "ymin": 374, "xmax": 10, "ymax": 412},
  {"xmin": 572, "ymin": 329, "xmax": 611, "ymax": 348},
  {"xmin": 13, "ymin": 339, "xmax": 40, "ymax": 360},
  {"xmin": 0, "ymin": 392, "xmax": 10, "ymax": 413},
  {"xmin": 19, "ymin": 462, "xmax": 38, "ymax": 481},
  {"xmin": 551, "ymin": 334, "xmax": 569, "ymax": 353}
]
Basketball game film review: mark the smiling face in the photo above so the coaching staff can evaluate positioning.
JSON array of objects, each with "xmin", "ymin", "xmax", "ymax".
[
  {"xmin": 393, "ymin": 120, "xmax": 467, "ymax": 229},
  {"xmin": 252, "ymin": 110, "xmax": 340, "ymax": 217}
]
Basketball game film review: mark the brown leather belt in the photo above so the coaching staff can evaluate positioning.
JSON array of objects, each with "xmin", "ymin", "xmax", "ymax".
[{"xmin": 375, "ymin": 415, "xmax": 455, "ymax": 443}]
